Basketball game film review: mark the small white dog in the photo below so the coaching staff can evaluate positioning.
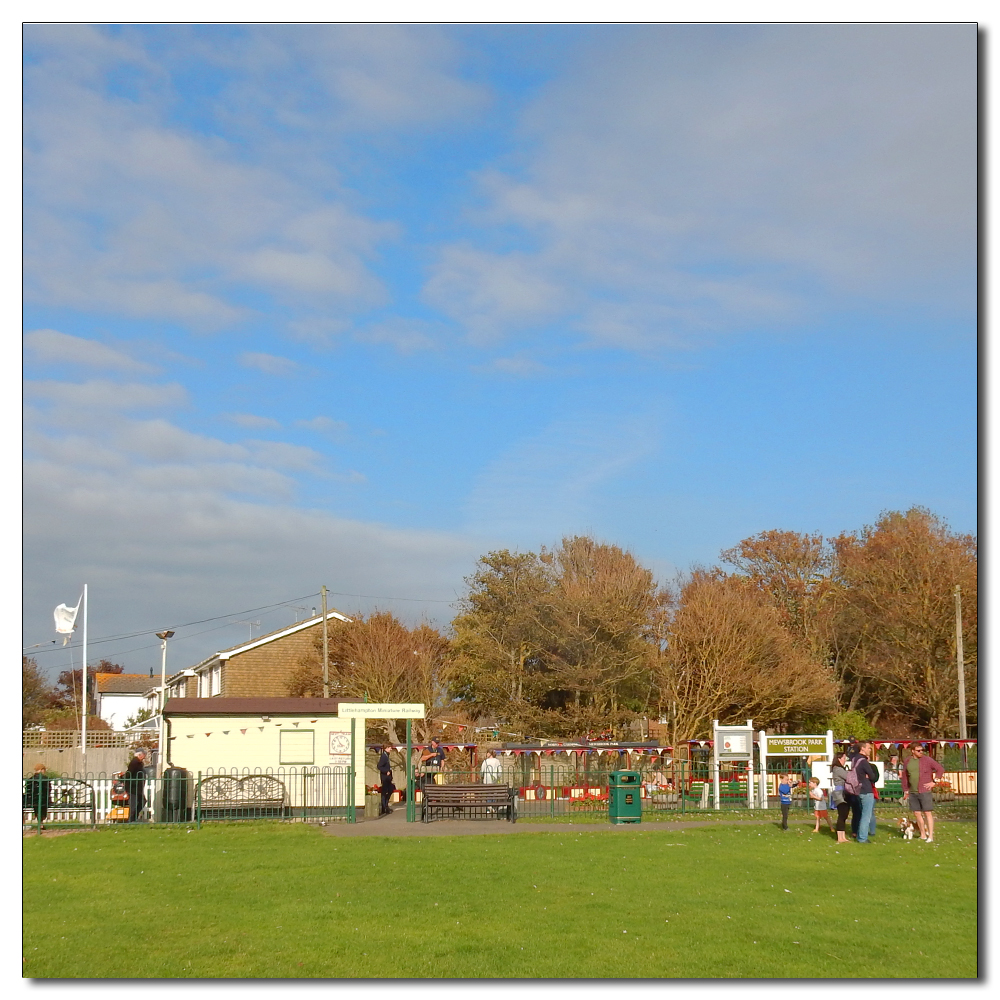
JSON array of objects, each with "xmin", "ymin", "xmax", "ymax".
[{"xmin": 898, "ymin": 816, "xmax": 917, "ymax": 840}]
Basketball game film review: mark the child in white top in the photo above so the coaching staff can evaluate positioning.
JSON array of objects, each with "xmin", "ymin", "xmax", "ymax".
[{"xmin": 809, "ymin": 776, "xmax": 832, "ymax": 833}]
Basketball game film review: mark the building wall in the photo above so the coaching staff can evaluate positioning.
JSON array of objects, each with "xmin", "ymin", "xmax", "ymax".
[
  {"xmin": 165, "ymin": 712, "xmax": 364, "ymax": 804},
  {"xmin": 99, "ymin": 693, "xmax": 146, "ymax": 731},
  {"xmin": 221, "ymin": 625, "xmax": 321, "ymax": 697}
]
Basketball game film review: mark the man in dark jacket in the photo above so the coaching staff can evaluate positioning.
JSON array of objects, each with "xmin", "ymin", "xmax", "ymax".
[
  {"xmin": 377, "ymin": 746, "xmax": 395, "ymax": 816},
  {"xmin": 850, "ymin": 741, "xmax": 880, "ymax": 843},
  {"xmin": 125, "ymin": 749, "xmax": 147, "ymax": 822}
]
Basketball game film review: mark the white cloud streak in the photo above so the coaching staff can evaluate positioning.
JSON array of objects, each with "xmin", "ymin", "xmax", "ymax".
[
  {"xmin": 239, "ymin": 352, "xmax": 300, "ymax": 376},
  {"xmin": 24, "ymin": 329, "xmax": 156, "ymax": 373}
]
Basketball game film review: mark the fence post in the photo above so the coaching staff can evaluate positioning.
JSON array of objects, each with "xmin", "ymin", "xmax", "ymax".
[
  {"xmin": 196, "ymin": 771, "xmax": 201, "ymax": 830},
  {"xmin": 550, "ymin": 766, "xmax": 555, "ymax": 819}
]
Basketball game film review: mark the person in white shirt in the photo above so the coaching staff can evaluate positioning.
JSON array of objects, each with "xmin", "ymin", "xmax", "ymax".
[{"xmin": 480, "ymin": 750, "xmax": 503, "ymax": 784}]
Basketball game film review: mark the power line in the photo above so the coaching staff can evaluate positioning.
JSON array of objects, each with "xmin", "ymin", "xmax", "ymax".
[
  {"xmin": 24, "ymin": 587, "xmax": 459, "ymax": 656},
  {"xmin": 23, "ymin": 592, "xmax": 321, "ymax": 654}
]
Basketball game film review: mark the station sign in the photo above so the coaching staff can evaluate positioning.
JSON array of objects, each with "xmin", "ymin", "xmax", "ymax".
[
  {"xmin": 337, "ymin": 702, "xmax": 425, "ymax": 719},
  {"xmin": 766, "ymin": 735, "xmax": 828, "ymax": 756}
]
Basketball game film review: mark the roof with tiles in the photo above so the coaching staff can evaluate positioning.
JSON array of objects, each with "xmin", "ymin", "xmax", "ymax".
[{"xmin": 95, "ymin": 672, "xmax": 153, "ymax": 694}]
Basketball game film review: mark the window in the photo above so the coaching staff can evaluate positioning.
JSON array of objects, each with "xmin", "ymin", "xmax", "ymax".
[
  {"xmin": 198, "ymin": 664, "xmax": 222, "ymax": 697},
  {"xmin": 280, "ymin": 730, "xmax": 315, "ymax": 765}
]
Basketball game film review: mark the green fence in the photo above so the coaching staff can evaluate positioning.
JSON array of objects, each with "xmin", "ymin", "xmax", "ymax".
[
  {"xmin": 403, "ymin": 758, "xmax": 978, "ymax": 821},
  {"xmin": 22, "ymin": 766, "xmax": 356, "ymax": 831}
]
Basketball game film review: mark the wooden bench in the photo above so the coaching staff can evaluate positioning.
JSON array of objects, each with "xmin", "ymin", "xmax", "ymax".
[
  {"xmin": 23, "ymin": 777, "xmax": 96, "ymax": 828},
  {"xmin": 196, "ymin": 775, "xmax": 287, "ymax": 819},
  {"xmin": 421, "ymin": 783, "xmax": 515, "ymax": 823}
]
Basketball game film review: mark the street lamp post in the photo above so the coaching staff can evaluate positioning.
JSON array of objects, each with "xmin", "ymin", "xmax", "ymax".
[{"xmin": 156, "ymin": 630, "xmax": 175, "ymax": 774}]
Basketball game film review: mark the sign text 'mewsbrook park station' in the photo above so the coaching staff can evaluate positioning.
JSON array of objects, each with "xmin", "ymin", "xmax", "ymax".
[{"xmin": 765, "ymin": 736, "xmax": 829, "ymax": 756}]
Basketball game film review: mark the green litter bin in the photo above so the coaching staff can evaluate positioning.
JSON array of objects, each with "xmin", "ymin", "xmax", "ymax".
[{"xmin": 608, "ymin": 770, "xmax": 642, "ymax": 825}]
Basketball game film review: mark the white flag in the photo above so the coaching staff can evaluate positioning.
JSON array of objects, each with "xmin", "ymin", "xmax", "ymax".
[{"xmin": 54, "ymin": 601, "xmax": 80, "ymax": 644}]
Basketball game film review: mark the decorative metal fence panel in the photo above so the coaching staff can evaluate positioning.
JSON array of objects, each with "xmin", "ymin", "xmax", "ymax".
[{"xmin": 22, "ymin": 766, "xmax": 356, "ymax": 830}]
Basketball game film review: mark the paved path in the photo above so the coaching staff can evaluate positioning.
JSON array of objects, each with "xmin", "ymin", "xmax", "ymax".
[{"xmin": 319, "ymin": 811, "xmax": 789, "ymax": 838}]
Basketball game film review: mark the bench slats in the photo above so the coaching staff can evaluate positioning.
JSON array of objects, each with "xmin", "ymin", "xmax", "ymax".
[{"xmin": 421, "ymin": 784, "xmax": 515, "ymax": 823}]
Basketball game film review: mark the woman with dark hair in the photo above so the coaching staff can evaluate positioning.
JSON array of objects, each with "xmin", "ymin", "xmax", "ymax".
[{"xmin": 830, "ymin": 750, "xmax": 851, "ymax": 844}]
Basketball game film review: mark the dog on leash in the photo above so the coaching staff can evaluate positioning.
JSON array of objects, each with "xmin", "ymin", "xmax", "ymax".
[{"xmin": 898, "ymin": 816, "xmax": 918, "ymax": 840}]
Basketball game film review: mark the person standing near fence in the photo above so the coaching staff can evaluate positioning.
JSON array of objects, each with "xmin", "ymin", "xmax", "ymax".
[
  {"xmin": 480, "ymin": 750, "xmax": 502, "ymax": 784},
  {"xmin": 830, "ymin": 751, "xmax": 851, "ymax": 844},
  {"xmin": 377, "ymin": 745, "xmax": 395, "ymax": 816},
  {"xmin": 901, "ymin": 743, "xmax": 945, "ymax": 843},
  {"xmin": 125, "ymin": 749, "xmax": 147, "ymax": 822},
  {"xmin": 24, "ymin": 763, "xmax": 50, "ymax": 830}
]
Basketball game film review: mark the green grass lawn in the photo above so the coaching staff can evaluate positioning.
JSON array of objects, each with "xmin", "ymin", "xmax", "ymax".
[{"xmin": 23, "ymin": 820, "xmax": 977, "ymax": 979}]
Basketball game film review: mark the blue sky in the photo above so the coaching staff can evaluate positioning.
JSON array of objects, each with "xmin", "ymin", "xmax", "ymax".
[{"xmin": 22, "ymin": 23, "xmax": 976, "ymax": 678}]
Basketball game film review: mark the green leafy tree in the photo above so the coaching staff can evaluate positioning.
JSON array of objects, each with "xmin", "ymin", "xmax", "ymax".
[
  {"xmin": 22, "ymin": 657, "xmax": 52, "ymax": 728},
  {"xmin": 826, "ymin": 710, "xmax": 878, "ymax": 741}
]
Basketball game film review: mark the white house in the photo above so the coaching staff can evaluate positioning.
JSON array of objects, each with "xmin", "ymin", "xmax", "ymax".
[{"xmin": 95, "ymin": 673, "xmax": 155, "ymax": 730}]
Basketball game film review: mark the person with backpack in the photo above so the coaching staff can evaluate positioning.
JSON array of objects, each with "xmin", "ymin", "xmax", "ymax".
[{"xmin": 846, "ymin": 741, "xmax": 880, "ymax": 843}]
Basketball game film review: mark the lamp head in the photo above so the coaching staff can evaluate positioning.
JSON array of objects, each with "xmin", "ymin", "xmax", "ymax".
[{"xmin": 156, "ymin": 630, "xmax": 175, "ymax": 641}]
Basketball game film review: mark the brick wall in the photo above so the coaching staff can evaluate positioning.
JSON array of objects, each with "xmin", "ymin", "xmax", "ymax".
[{"xmin": 222, "ymin": 624, "xmax": 322, "ymax": 697}]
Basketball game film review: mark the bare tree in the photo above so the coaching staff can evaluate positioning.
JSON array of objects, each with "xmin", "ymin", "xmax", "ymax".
[
  {"xmin": 653, "ymin": 570, "xmax": 837, "ymax": 744},
  {"xmin": 287, "ymin": 612, "xmax": 452, "ymax": 744},
  {"xmin": 829, "ymin": 508, "xmax": 977, "ymax": 735}
]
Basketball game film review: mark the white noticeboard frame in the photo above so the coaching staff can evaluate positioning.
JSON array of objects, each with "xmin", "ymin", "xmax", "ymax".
[{"xmin": 711, "ymin": 720, "xmax": 755, "ymax": 811}]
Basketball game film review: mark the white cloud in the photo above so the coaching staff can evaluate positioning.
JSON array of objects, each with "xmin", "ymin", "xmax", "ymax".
[
  {"xmin": 423, "ymin": 245, "xmax": 567, "ymax": 344},
  {"xmin": 24, "ymin": 329, "xmax": 156, "ymax": 373},
  {"xmin": 22, "ymin": 26, "xmax": 398, "ymax": 328},
  {"xmin": 425, "ymin": 25, "xmax": 975, "ymax": 350},
  {"xmin": 25, "ymin": 379, "xmax": 188, "ymax": 413},
  {"xmin": 354, "ymin": 318, "xmax": 441, "ymax": 353},
  {"xmin": 206, "ymin": 25, "xmax": 489, "ymax": 134},
  {"xmin": 239, "ymin": 352, "xmax": 300, "ymax": 376},
  {"xmin": 21, "ymin": 366, "xmax": 474, "ymax": 671},
  {"xmin": 22, "ymin": 452, "xmax": 477, "ymax": 674},
  {"xmin": 295, "ymin": 416, "xmax": 350, "ymax": 439},
  {"xmin": 474, "ymin": 356, "xmax": 551, "ymax": 377},
  {"xmin": 226, "ymin": 413, "xmax": 283, "ymax": 430}
]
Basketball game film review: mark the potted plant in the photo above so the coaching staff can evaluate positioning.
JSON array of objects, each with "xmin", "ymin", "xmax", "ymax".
[{"xmin": 932, "ymin": 779, "xmax": 954, "ymax": 802}]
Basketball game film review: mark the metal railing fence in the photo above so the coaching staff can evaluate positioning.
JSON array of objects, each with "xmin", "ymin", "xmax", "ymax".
[
  {"xmin": 22, "ymin": 766, "xmax": 356, "ymax": 831},
  {"xmin": 404, "ymin": 759, "xmax": 978, "ymax": 819}
]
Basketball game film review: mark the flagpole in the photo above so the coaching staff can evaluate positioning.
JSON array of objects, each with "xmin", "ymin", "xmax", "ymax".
[{"xmin": 81, "ymin": 585, "xmax": 88, "ymax": 757}]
